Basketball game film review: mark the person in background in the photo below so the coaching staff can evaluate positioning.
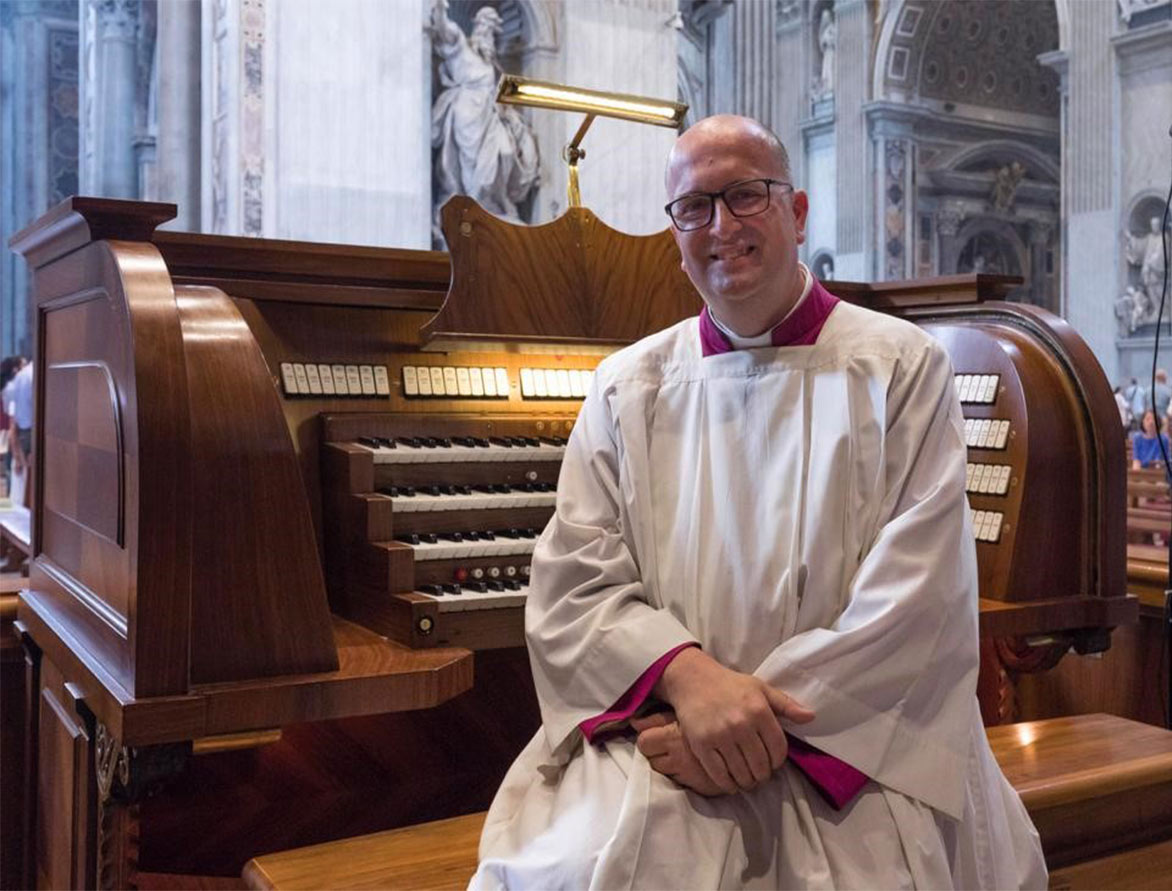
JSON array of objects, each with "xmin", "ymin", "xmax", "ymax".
[
  {"xmin": 1152, "ymin": 369, "xmax": 1171, "ymax": 420},
  {"xmin": 1131, "ymin": 410, "xmax": 1169, "ymax": 470},
  {"xmin": 0, "ymin": 356, "xmax": 27, "ymax": 495},
  {"xmin": 1114, "ymin": 386, "xmax": 1132, "ymax": 430},
  {"xmin": 1124, "ymin": 377, "xmax": 1147, "ymax": 430}
]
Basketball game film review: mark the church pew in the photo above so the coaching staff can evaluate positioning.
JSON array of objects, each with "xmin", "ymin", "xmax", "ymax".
[{"xmin": 242, "ymin": 713, "xmax": 1172, "ymax": 891}]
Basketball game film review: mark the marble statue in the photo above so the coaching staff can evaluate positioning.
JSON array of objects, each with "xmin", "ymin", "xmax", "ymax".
[
  {"xmin": 1115, "ymin": 285, "xmax": 1152, "ymax": 337},
  {"xmin": 990, "ymin": 162, "xmax": 1025, "ymax": 213},
  {"xmin": 428, "ymin": 0, "xmax": 539, "ymax": 245},
  {"xmin": 1125, "ymin": 215, "xmax": 1170, "ymax": 315},
  {"xmin": 813, "ymin": 9, "xmax": 835, "ymax": 99}
]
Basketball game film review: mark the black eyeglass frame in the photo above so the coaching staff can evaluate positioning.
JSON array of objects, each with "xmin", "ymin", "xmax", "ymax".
[{"xmin": 664, "ymin": 178, "xmax": 794, "ymax": 231}]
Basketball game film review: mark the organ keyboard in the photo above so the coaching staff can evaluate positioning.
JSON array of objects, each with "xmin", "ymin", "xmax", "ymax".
[{"xmin": 8, "ymin": 194, "xmax": 1136, "ymax": 886}]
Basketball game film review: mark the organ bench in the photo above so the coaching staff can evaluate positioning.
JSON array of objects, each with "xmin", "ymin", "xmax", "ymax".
[{"xmin": 5, "ymin": 195, "xmax": 1140, "ymax": 887}]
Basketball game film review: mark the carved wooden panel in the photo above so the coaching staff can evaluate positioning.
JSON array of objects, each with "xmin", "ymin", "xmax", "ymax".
[{"xmin": 36, "ymin": 658, "xmax": 93, "ymax": 890}]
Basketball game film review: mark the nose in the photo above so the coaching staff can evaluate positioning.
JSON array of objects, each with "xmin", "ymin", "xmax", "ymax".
[{"xmin": 710, "ymin": 198, "xmax": 742, "ymax": 236}]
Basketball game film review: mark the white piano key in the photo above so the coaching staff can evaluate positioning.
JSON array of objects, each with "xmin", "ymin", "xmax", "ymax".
[
  {"xmin": 345, "ymin": 365, "xmax": 362, "ymax": 393},
  {"xmin": 568, "ymin": 369, "xmax": 585, "ymax": 398},
  {"xmin": 994, "ymin": 420, "xmax": 1010, "ymax": 449},
  {"xmin": 305, "ymin": 363, "xmax": 323, "ymax": 395},
  {"xmin": 373, "ymin": 366, "xmax": 390, "ymax": 396},
  {"xmin": 544, "ymin": 369, "xmax": 560, "ymax": 398},
  {"xmin": 556, "ymin": 369, "xmax": 572, "ymax": 398},
  {"xmin": 976, "ymin": 419, "xmax": 991, "ymax": 449},
  {"xmin": 582, "ymin": 370, "xmax": 594, "ymax": 393},
  {"xmin": 292, "ymin": 363, "xmax": 310, "ymax": 393},
  {"xmin": 986, "ymin": 512, "xmax": 1004, "ymax": 543},
  {"xmin": 964, "ymin": 418, "xmax": 975, "ymax": 447},
  {"xmin": 456, "ymin": 367, "xmax": 472, "ymax": 396},
  {"xmin": 481, "ymin": 367, "xmax": 497, "ymax": 397},
  {"xmin": 429, "ymin": 367, "xmax": 445, "ymax": 396},
  {"xmin": 320, "ymin": 364, "xmax": 337, "ymax": 395},
  {"xmin": 981, "ymin": 375, "xmax": 1000, "ymax": 404},
  {"xmin": 416, "ymin": 366, "xmax": 433, "ymax": 396},
  {"xmin": 443, "ymin": 366, "xmax": 459, "ymax": 396},
  {"xmin": 403, "ymin": 366, "xmax": 420, "ymax": 397},
  {"xmin": 533, "ymin": 368, "xmax": 548, "ymax": 398},
  {"xmin": 359, "ymin": 365, "xmax": 376, "ymax": 395},
  {"xmin": 520, "ymin": 368, "xmax": 536, "ymax": 398},
  {"xmin": 995, "ymin": 465, "xmax": 1012, "ymax": 495},
  {"xmin": 972, "ymin": 510, "xmax": 987, "ymax": 538},
  {"xmin": 469, "ymin": 367, "xmax": 485, "ymax": 397},
  {"xmin": 954, "ymin": 375, "xmax": 964, "ymax": 397},
  {"xmin": 331, "ymin": 364, "xmax": 349, "ymax": 394},
  {"xmin": 280, "ymin": 363, "xmax": 299, "ymax": 395},
  {"xmin": 411, "ymin": 538, "xmax": 537, "ymax": 561},
  {"xmin": 495, "ymin": 368, "xmax": 510, "ymax": 397}
]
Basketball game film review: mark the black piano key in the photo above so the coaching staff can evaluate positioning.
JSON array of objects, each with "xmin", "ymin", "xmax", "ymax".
[
  {"xmin": 439, "ymin": 532, "xmax": 463, "ymax": 542},
  {"xmin": 397, "ymin": 436, "xmax": 420, "ymax": 448},
  {"xmin": 422, "ymin": 584, "xmax": 444, "ymax": 597},
  {"xmin": 422, "ymin": 485, "xmax": 442, "ymax": 496},
  {"xmin": 397, "ymin": 533, "xmax": 421, "ymax": 545},
  {"xmin": 420, "ymin": 532, "xmax": 438, "ymax": 544},
  {"xmin": 473, "ymin": 437, "xmax": 491, "ymax": 448},
  {"xmin": 486, "ymin": 580, "xmax": 504, "ymax": 591},
  {"xmin": 377, "ymin": 486, "xmax": 399, "ymax": 497},
  {"xmin": 442, "ymin": 584, "xmax": 462, "ymax": 595},
  {"xmin": 453, "ymin": 436, "xmax": 475, "ymax": 447},
  {"xmin": 357, "ymin": 436, "xmax": 380, "ymax": 447},
  {"xmin": 466, "ymin": 581, "xmax": 488, "ymax": 592},
  {"xmin": 502, "ymin": 579, "xmax": 522, "ymax": 591},
  {"xmin": 479, "ymin": 531, "xmax": 496, "ymax": 540}
]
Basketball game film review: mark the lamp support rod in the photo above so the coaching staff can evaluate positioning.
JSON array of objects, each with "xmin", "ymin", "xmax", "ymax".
[{"xmin": 562, "ymin": 113, "xmax": 596, "ymax": 208}]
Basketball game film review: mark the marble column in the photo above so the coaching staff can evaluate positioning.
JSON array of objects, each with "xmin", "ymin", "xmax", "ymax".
[
  {"xmin": 833, "ymin": 0, "xmax": 869, "ymax": 280},
  {"xmin": 1, "ymin": 0, "xmax": 79, "ymax": 357},
  {"xmin": 91, "ymin": 0, "xmax": 140, "ymax": 198},
  {"xmin": 203, "ymin": 0, "xmax": 430, "ymax": 247},
  {"xmin": 733, "ymin": 0, "xmax": 774, "ymax": 125},
  {"xmin": 155, "ymin": 0, "xmax": 201, "ymax": 230},
  {"xmin": 1041, "ymin": 0, "xmax": 1117, "ymax": 381}
]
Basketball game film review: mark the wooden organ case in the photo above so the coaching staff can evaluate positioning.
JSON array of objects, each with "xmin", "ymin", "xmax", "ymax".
[{"xmin": 8, "ymin": 196, "xmax": 1135, "ymax": 888}]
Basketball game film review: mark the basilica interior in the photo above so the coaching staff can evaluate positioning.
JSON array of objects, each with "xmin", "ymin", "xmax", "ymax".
[{"xmin": 2, "ymin": 1, "xmax": 1172, "ymax": 889}]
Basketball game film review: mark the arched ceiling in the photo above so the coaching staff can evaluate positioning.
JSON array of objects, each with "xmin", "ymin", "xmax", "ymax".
[{"xmin": 882, "ymin": 0, "xmax": 1060, "ymax": 118}]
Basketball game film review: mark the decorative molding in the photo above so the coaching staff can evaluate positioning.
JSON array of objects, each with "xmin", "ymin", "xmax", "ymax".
[
  {"xmin": 1111, "ymin": 19, "xmax": 1172, "ymax": 75},
  {"xmin": 884, "ymin": 139, "xmax": 908, "ymax": 280},
  {"xmin": 95, "ymin": 0, "xmax": 139, "ymax": 42}
]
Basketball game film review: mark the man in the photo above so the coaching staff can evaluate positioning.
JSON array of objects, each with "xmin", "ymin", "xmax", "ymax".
[
  {"xmin": 472, "ymin": 116, "xmax": 1045, "ymax": 889},
  {"xmin": 1152, "ymin": 369, "xmax": 1171, "ymax": 420}
]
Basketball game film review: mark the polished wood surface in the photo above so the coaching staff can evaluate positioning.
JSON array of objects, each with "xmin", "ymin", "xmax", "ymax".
[
  {"xmin": 423, "ymin": 197, "xmax": 702, "ymax": 349},
  {"xmin": 1047, "ymin": 838, "xmax": 1172, "ymax": 890},
  {"xmin": 988, "ymin": 713, "xmax": 1172, "ymax": 868},
  {"xmin": 243, "ymin": 714, "xmax": 1172, "ymax": 890},
  {"xmin": 243, "ymin": 812, "xmax": 485, "ymax": 891}
]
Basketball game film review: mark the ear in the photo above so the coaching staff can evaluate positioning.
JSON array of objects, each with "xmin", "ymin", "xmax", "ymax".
[{"xmin": 791, "ymin": 189, "xmax": 809, "ymax": 246}]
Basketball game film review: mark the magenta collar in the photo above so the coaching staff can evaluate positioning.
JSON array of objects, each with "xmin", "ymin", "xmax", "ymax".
[{"xmin": 698, "ymin": 279, "xmax": 840, "ymax": 357}]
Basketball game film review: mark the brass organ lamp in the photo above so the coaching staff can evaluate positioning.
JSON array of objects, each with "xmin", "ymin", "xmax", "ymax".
[{"xmin": 496, "ymin": 75, "xmax": 688, "ymax": 208}]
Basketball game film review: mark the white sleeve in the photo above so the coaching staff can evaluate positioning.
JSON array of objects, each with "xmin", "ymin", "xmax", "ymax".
[{"xmin": 525, "ymin": 373, "xmax": 698, "ymax": 753}]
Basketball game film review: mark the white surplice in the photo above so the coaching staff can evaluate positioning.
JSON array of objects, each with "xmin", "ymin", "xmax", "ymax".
[{"xmin": 472, "ymin": 301, "xmax": 1046, "ymax": 890}]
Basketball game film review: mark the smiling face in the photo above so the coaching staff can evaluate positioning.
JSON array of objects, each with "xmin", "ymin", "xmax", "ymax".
[{"xmin": 666, "ymin": 116, "xmax": 808, "ymax": 337}]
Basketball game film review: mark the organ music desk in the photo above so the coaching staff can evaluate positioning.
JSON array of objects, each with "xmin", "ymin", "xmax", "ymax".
[{"xmin": 8, "ymin": 196, "xmax": 1135, "ymax": 888}]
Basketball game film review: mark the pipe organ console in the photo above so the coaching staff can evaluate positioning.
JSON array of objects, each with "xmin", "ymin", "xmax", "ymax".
[{"xmin": 7, "ymin": 195, "xmax": 1135, "ymax": 887}]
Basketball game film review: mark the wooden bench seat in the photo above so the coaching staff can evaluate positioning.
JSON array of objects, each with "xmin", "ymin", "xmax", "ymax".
[{"xmin": 244, "ymin": 714, "xmax": 1172, "ymax": 890}]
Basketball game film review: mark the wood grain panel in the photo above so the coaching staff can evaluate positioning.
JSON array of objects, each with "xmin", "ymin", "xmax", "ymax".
[
  {"xmin": 423, "ymin": 197, "xmax": 702, "ymax": 348},
  {"xmin": 174, "ymin": 285, "xmax": 338, "ymax": 684}
]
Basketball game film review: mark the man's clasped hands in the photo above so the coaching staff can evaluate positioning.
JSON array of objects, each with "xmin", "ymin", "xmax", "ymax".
[{"xmin": 634, "ymin": 646, "xmax": 814, "ymax": 797}]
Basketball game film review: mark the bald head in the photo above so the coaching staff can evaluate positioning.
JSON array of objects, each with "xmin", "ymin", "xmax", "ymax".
[{"xmin": 666, "ymin": 115, "xmax": 791, "ymax": 196}]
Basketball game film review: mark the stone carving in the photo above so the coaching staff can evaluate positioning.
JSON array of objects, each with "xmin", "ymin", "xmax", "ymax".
[
  {"xmin": 813, "ymin": 8, "xmax": 836, "ymax": 99},
  {"xmin": 1118, "ymin": 0, "xmax": 1171, "ymax": 25},
  {"xmin": 990, "ymin": 162, "xmax": 1025, "ymax": 213},
  {"xmin": 428, "ymin": 0, "xmax": 539, "ymax": 245},
  {"xmin": 1124, "ymin": 215, "xmax": 1170, "ymax": 325},
  {"xmin": 1115, "ymin": 285, "xmax": 1152, "ymax": 337}
]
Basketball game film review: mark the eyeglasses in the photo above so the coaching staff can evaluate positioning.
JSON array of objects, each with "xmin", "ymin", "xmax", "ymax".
[{"xmin": 665, "ymin": 178, "xmax": 792, "ymax": 231}]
